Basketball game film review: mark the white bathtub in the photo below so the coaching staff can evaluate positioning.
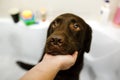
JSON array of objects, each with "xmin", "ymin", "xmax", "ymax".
[
  {"xmin": 81, "ymin": 21, "xmax": 120, "ymax": 80},
  {"xmin": 0, "ymin": 18, "xmax": 120, "ymax": 80},
  {"xmin": 0, "ymin": 18, "xmax": 50, "ymax": 80}
]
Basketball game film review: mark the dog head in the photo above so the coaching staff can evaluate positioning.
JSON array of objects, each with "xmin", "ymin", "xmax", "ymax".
[{"xmin": 45, "ymin": 13, "xmax": 92, "ymax": 55}]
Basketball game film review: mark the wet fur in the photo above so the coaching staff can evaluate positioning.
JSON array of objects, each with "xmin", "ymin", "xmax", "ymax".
[{"xmin": 17, "ymin": 13, "xmax": 92, "ymax": 80}]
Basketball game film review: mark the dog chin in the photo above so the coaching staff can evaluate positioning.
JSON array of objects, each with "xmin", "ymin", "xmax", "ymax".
[
  {"xmin": 46, "ymin": 49, "xmax": 75, "ymax": 55},
  {"xmin": 46, "ymin": 51, "xmax": 64, "ymax": 55}
]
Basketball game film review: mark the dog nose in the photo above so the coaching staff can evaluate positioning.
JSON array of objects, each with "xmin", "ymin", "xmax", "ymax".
[{"xmin": 50, "ymin": 36, "xmax": 63, "ymax": 46}]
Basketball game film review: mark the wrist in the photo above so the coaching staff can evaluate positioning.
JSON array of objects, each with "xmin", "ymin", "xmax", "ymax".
[{"xmin": 41, "ymin": 59, "xmax": 62, "ymax": 71}]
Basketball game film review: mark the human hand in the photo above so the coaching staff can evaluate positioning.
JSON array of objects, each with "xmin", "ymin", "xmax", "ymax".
[
  {"xmin": 20, "ymin": 51, "xmax": 78, "ymax": 80},
  {"xmin": 42, "ymin": 51, "xmax": 78, "ymax": 70}
]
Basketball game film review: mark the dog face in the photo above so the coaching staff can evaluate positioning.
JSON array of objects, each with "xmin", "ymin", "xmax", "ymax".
[{"xmin": 45, "ymin": 13, "xmax": 92, "ymax": 55}]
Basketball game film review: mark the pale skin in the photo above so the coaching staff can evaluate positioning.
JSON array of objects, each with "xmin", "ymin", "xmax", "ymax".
[{"xmin": 20, "ymin": 51, "xmax": 78, "ymax": 80}]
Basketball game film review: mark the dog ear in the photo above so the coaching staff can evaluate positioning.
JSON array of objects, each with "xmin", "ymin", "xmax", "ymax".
[{"xmin": 84, "ymin": 23, "xmax": 92, "ymax": 53}]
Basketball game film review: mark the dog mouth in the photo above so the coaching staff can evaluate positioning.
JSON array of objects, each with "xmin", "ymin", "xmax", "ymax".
[
  {"xmin": 46, "ymin": 51, "xmax": 63, "ymax": 55},
  {"xmin": 45, "ymin": 44, "xmax": 77, "ymax": 55},
  {"xmin": 45, "ymin": 45, "xmax": 66, "ymax": 55}
]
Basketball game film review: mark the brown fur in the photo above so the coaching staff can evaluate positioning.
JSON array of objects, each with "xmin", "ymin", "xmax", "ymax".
[{"xmin": 17, "ymin": 13, "xmax": 92, "ymax": 80}]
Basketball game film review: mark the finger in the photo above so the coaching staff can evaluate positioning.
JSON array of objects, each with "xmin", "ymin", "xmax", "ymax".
[
  {"xmin": 43, "ymin": 53, "xmax": 48, "ymax": 57},
  {"xmin": 72, "ymin": 51, "xmax": 78, "ymax": 61},
  {"xmin": 43, "ymin": 53, "xmax": 51, "ymax": 59}
]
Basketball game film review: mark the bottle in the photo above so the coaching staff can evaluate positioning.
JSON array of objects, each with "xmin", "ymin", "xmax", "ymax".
[
  {"xmin": 40, "ymin": 8, "xmax": 47, "ymax": 22},
  {"xmin": 21, "ymin": 10, "xmax": 36, "ymax": 26},
  {"xmin": 113, "ymin": 2, "xmax": 120, "ymax": 26},
  {"xmin": 100, "ymin": 0, "xmax": 110, "ymax": 24},
  {"xmin": 9, "ymin": 8, "xmax": 20, "ymax": 23}
]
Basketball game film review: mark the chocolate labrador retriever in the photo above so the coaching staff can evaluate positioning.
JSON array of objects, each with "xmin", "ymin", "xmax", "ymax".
[{"xmin": 17, "ymin": 13, "xmax": 92, "ymax": 80}]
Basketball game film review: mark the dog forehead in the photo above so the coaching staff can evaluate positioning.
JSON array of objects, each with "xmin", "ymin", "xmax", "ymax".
[
  {"xmin": 55, "ymin": 14, "xmax": 85, "ymax": 26},
  {"xmin": 57, "ymin": 14, "xmax": 79, "ymax": 20},
  {"xmin": 50, "ymin": 13, "xmax": 87, "ymax": 32}
]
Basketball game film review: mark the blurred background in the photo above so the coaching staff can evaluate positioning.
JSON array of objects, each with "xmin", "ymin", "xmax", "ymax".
[
  {"xmin": 0, "ymin": 0, "xmax": 120, "ymax": 80},
  {"xmin": 0, "ymin": 0, "xmax": 119, "ymax": 20}
]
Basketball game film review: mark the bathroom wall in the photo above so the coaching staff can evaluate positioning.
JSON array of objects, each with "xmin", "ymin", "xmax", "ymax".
[
  {"xmin": 0, "ymin": 0, "xmax": 119, "ymax": 20},
  {"xmin": 109, "ymin": 0, "xmax": 120, "ymax": 20}
]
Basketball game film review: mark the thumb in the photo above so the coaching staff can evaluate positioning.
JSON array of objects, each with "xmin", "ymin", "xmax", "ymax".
[{"xmin": 72, "ymin": 51, "xmax": 78, "ymax": 61}]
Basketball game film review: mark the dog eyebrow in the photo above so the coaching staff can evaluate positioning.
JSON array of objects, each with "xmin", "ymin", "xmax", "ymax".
[{"xmin": 70, "ymin": 19, "xmax": 77, "ymax": 23}]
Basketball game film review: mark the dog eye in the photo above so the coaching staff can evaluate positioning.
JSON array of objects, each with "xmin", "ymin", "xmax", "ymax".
[
  {"xmin": 54, "ymin": 21, "xmax": 58, "ymax": 26},
  {"xmin": 52, "ymin": 20, "xmax": 59, "ymax": 28},
  {"xmin": 74, "ymin": 23, "xmax": 79, "ymax": 28},
  {"xmin": 70, "ymin": 23, "xmax": 80, "ymax": 31}
]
